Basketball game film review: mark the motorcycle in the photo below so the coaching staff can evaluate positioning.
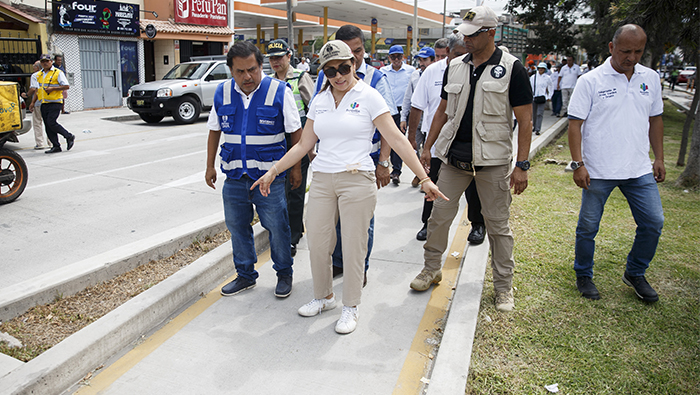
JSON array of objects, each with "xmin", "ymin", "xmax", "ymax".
[{"xmin": 0, "ymin": 81, "xmax": 30, "ymax": 204}]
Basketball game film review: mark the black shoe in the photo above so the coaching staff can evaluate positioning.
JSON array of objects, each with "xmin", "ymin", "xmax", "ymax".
[
  {"xmin": 467, "ymin": 223, "xmax": 486, "ymax": 245},
  {"xmin": 391, "ymin": 173, "xmax": 400, "ymax": 185},
  {"xmin": 274, "ymin": 275, "xmax": 293, "ymax": 298},
  {"xmin": 67, "ymin": 135, "xmax": 75, "ymax": 151},
  {"xmin": 622, "ymin": 271, "xmax": 658, "ymax": 303},
  {"xmin": 416, "ymin": 224, "xmax": 427, "ymax": 241},
  {"xmin": 221, "ymin": 277, "xmax": 256, "ymax": 296},
  {"xmin": 576, "ymin": 276, "xmax": 600, "ymax": 300},
  {"xmin": 45, "ymin": 146, "xmax": 62, "ymax": 154},
  {"xmin": 291, "ymin": 244, "xmax": 297, "ymax": 257},
  {"xmin": 535, "ymin": 130, "xmax": 541, "ymax": 135},
  {"xmin": 332, "ymin": 265, "xmax": 343, "ymax": 278}
]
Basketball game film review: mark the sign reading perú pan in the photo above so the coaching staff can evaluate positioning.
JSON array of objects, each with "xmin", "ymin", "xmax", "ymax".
[
  {"xmin": 174, "ymin": 0, "xmax": 228, "ymax": 27},
  {"xmin": 53, "ymin": 0, "xmax": 140, "ymax": 36}
]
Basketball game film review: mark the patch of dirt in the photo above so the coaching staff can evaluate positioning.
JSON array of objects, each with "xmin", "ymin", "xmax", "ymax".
[{"xmin": 0, "ymin": 231, "xmax": 231, "ymax": 362}]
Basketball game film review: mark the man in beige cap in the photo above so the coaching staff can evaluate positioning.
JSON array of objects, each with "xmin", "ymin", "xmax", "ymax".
[{"xmin": 411, "ymin": 5, "xmax": 533, "ymax": 312}]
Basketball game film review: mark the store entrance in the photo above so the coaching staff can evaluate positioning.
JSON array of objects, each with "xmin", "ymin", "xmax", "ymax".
[{"xmin": 179, "ymin": 41, "xmax": 224, "ymax": 62}]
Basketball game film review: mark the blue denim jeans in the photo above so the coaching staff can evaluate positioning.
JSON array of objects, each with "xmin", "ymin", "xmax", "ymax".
[
  {"xmin": 222, "ymin": 176, "xmax": 293, "ymax": 281},
  {"xmin": 332, "ymin": 217, "xmax": 373, "ymax": 271},
  {"xmin": 574, "ymin": 173, "xmax": 664, "ymax": 278}
]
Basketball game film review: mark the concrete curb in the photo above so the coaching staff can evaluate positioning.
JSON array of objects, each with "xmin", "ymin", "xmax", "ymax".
[
  {"xmin": 0, "ymin": 222, "xmax": 270, "ymax": 395},
  {"xmin": 0, "ymin": 212, "xmax": 227, "ymax": 322},
  {"xmin": 426, "ymin": 240, "xmax": 490, "ymax": 394},
  {"xmin": 529, "ymin": 117, "xmax": 568, "ymax": 161},
  {"xmin": 667, "ymin": 96, "xmax": 691, "ymax": 112}
]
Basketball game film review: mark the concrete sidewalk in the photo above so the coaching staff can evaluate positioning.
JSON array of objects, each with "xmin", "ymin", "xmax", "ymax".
[{"xmin": 0, "ymin": 111, "xmax": 567, "ymax": 395}]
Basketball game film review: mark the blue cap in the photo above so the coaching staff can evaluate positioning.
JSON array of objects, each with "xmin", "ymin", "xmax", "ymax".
[
  {"xmin": 415, "ymin": 47, "xmax": 435, "ymax": 59},
  {"xmin": 388, "ymin": 45, "xmax": 404, "ymax": 55}
]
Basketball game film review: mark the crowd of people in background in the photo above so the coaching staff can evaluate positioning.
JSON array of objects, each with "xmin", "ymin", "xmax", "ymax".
[{"xmin": 205, "ymin": 4, "xmax": 674, "ymax": 335}]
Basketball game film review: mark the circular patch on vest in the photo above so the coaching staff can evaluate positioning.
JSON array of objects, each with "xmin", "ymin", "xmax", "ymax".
[{"xmin": 490, "ymin": 65, "xmax": 506, "ymax": 79}]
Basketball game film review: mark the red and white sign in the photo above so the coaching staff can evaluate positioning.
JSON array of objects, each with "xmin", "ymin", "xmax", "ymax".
[{"xmin": 174, "ymin": 0, "xmax": 227, "ymax": 27}]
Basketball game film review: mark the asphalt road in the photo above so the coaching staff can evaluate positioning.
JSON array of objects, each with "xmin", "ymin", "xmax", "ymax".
[{"xmin": 1, "ymin": 109, "xmax": 224, "ymax": 290}]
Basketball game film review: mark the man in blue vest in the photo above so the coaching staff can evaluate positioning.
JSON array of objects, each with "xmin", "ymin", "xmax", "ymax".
[
  {"xmin": 205, "ymin": 41, "xmax": 303, "ymax": 298},
  {"xmin": 313, "ymin": 25, "xmax": 397, "ymax": 285}
]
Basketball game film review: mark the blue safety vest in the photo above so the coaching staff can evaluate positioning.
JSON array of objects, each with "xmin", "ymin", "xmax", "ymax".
[
  {"xmin": 214, "ymin": 76, "xmax": 288, "ymax": 180},
  {"xmin": 315, "ymin": 66, "xmax": 386, "ymax": 160}
]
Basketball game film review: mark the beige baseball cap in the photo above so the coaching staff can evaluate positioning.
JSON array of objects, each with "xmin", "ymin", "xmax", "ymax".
[
  {"xmin": 319, "ymin": 40, "xmax": 353, "ymax": 69},
  {"xmin": 454, "ymin": 6, "xmax": 498, "ymax": 36}
]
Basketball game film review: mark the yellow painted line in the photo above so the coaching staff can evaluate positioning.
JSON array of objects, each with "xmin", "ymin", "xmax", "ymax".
[
  {"xmin": 393, "ymin": 208, "xmax": 470, "ymax": 395},
  {"xmin": 75, "ymin": 250, "xmax": 270, "ymax": 394}
]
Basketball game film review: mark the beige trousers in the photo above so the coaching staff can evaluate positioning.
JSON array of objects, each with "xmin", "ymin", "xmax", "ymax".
[
  {"xmin": 424, "ymin": 163, "xmax": 515, "ymax": 292},
  {"xmin": 32, "ymin": 102, "xmax": 46, "ymax": 147},
  {"xmin": 306, "ymin": 171, "xmax": 377, "ymax": 307}
]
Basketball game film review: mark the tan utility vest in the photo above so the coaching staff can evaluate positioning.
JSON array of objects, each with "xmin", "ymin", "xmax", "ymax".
[{"xmin": 434, "ymin": 51, "xmax": 517, "ymax": 166}]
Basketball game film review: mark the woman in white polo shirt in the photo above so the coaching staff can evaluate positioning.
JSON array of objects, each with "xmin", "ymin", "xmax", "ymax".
[{"xmin": 253, "ymin": 40, "xmax": 446, "ymax": 334}]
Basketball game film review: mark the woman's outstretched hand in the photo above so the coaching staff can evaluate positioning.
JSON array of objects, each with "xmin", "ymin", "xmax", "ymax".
[
  {"xmin": 421, "ymin": 180, "xmax": 448, "ymax": 202},
  {"xmin": 251, "ymin": 170, "xmax": 276, "ymax": 196}
]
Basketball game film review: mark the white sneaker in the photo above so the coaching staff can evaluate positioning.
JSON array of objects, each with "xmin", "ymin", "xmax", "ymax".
[
  {"xmin": 335, "ymin": 306, "xmax": 359, "ymax": 334},
  {"xmin": 298, "ymin": 296, "xmax": 337, "ymax": 317}
]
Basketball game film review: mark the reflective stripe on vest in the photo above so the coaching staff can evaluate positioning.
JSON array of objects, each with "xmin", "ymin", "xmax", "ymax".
[
  {"xmin": 217, "ymin": 76, "xmax": 287, "ymax": 179},
  {"xmin": 37, "ymin": 69, "xmax": 64, "ymax": 103}
]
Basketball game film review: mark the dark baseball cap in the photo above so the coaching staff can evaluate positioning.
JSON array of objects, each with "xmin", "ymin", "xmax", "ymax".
[
  {"xmin": 39, "ymin": 54, "xmax": 52, "ymax": 61},
  {"xmin": 266, "ymin": 39, "xmax": 290, "ymax": 57}
]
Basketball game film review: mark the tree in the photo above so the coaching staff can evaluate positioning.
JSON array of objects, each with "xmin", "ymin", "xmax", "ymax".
[{"xmin": 506, "ymin": 0, "xmax": 584, "ymax": 55}]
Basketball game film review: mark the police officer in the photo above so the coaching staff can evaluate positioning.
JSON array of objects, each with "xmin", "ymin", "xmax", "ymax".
[
  {"xmin": 267, "ymin": 39, "xmax": 314, "ymax": 257},
  {"xmin": 29, "ymin": 54, "xmax": 74, "ymax": 154},
  {"xmin": 411, "ymin": 6, "xmax": 533, "ymax": 312},
  {"xmin": 205, "ymin": 41, "xmax": 303, "ymax": 298}
]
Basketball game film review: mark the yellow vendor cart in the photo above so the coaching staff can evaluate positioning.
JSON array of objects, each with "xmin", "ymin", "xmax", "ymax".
[{"xmin": 0, "ymin": 81, "xmax": 30, "ymax": 204}]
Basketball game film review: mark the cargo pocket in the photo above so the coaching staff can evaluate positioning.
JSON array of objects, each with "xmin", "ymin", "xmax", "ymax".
[
  {"xmin": 217, "ymin": 106, "xmax": 236, "ymax": 133},
  {"xmin": 256, "ymin": 107, "xmax": 280, "ymax": 134},
  {"xmin": 475, "ymin": 121, "xmax": 512, "ymax": 160},
  {"xmin": 481, "ymin": 80, "xmax": 508, "ymax": 116},
  {"xmin": 443, "ymin": 83, "xmax": 463, "ymax": 117}
]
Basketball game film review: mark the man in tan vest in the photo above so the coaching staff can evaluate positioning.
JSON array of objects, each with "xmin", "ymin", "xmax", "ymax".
[{"xmin": 410, "ymin": 5, "xmax": 533, "ymax": 312}]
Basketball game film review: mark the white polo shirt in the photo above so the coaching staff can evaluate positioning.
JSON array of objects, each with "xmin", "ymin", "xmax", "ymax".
[
  {"xmin": 308, "ymin": 80, "xmax": 389, "ymax": 173},
  {"xmin": 411, "ymin": 59, "xmax": 447, "ymax": 135},
  {"xmin": 568, "ymin": 57, "xmax": 663, "ymax": 180},
  {"xmin": 559, "ymin": 63, "xmax": 581, "ymax": 89}
]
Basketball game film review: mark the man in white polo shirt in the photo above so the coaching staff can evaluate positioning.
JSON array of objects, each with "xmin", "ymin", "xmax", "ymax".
[
  {"xmin": 568, "ymin": 24, "xmax": 665, "ymax": 303},
  {"xmin": 558, "ymin": 55, "xmax": 581, "ymax": 117}
]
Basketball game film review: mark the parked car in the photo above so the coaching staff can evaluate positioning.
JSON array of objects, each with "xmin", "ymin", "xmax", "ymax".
[
  {"xmin": 678, "ymin": 66, "xmax": 696, "ymax": 84},
  {"xmin": 127, "ymin": 56, "xmax": 231, "ymax": 124},
  {"xmin": 309, "ymin": 58, "xmax": 321, "ymax": 75}
]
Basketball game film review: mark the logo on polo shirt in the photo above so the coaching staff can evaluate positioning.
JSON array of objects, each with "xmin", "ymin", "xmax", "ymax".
[
  {"xmin": 639, "ymin": 83, "xmax": 650, "ymax": 95},
  {"xmin": 491, "ymin": 65, "xmax": 506, "ymax": 79},
  {"xmin": 346, "ymin": 102, "xmax": 361, "ymax": 113}
]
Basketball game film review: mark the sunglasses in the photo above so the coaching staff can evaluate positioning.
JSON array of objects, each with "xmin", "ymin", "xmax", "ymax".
[
  {"xmin": 324, "ymin": 63, "xmax": 352, "ymax": 78},
  {"xmin": 389, "ymin": 54, "xmax": 403, "ymax": 60},
  {"xmin": 466, "ymin": 27, "xmax": 493, "ymax": 38}
]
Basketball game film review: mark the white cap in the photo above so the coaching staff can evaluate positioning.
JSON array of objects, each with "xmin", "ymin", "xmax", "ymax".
[
  {"xmin": 454, "ymin": 6, "xmax": 498, "ymax": 36},
  {"xmin": 319, "ymin": 40, "xmax": 353, "ymax": 68}
]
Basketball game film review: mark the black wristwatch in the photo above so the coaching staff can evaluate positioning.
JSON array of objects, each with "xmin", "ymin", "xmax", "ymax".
[
  {"xmin": 570, "ymin": 160, "xmax": 585, "ymax": 170},
  {"xmin": 515, "ymin": 160, "xmax": 530, "ymax": 171}
]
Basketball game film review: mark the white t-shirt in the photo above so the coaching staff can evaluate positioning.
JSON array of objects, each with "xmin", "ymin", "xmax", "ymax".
[
  {"xmin": 568, "ymin": 57, "xmax": 663, "ymax": 180},
  {"xmin": 559, "ymin": 63, "xmax": 581, "ymax": 89},
  {"xmin": 307, "ymin": 80, "xmax": 389, "ymax": 173},
  {"xmin": 207, "ymin": 74, "xmax": 301, "ymax": 134},
  {"xmin": 297, "ymin": 62, "xmax": 310, "ymax": 72},
  {"xmin": 411, "ymin": 59, "xmax": 447, "ymax": 136},
  {"xmin": 550, "ymin": 70, "xmax": 560, "ymax": 90}
]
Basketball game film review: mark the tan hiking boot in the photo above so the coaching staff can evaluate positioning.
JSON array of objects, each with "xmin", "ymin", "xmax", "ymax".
[
  {"xmin": 410, "ymin": 268, "xmax": 442, "ymax": 291},
  {"xmin": 495, "ymin": 289, "xmax": 515, "ymax": 312}
]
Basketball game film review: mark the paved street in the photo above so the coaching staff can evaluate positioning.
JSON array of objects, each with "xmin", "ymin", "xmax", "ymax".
[{"xmin": 1, "ymin": 110, "xmax": 223, "ymax": 289}]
